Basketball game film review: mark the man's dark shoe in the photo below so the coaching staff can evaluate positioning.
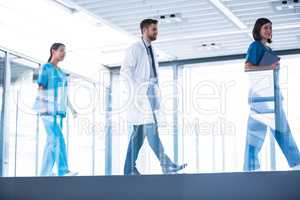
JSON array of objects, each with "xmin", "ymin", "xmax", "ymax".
[
  {"xmin": 125, "ymin": 167, "xmax": 141, "ymax": 176},
  {"xmin": 162, "ymin": 163, "xmax": 187, "ymax": 174}
]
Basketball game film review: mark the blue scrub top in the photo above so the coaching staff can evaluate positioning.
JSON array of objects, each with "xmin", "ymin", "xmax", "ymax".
[
  {"xmin": 37, "ymin": 63, "xmax": 68, "ymax": 117},
  {"xmin": 246, "ymin": 41, "xmax": 283, "ymax": 110},
  {"xmin": 245, "ymin": 41, "xmax": 275, "ymax": 65}
]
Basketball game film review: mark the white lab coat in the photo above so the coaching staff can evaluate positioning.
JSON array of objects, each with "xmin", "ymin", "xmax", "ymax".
[{"xmin": 120, "ymin": 40, "xmax": 160, "ymax": 125}]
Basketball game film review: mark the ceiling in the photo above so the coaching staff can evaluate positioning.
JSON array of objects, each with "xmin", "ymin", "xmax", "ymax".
[{"xmin": 67, "ymin": 0, "xmax": 300, "ymax": 66}]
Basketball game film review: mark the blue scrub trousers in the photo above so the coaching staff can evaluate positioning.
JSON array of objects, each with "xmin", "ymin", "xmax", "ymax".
[
  {"xmin": 40, "ymin": 115, "xmax": 69, "ymax": 176},
  {"xmin": 124, "ymin": 82, "xmax": 174, "ymax": 175},
  {"xmin": 244, "ymin": 70, "xmax": 300, "ymax": 171}
]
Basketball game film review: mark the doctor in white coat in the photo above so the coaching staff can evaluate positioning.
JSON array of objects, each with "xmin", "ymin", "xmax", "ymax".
[{"xmin": 121, "ymin": 19, "xmax": 187, "ymax": 175}]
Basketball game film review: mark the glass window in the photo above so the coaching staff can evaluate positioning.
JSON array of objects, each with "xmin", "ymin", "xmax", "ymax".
[
  {"xmin": 6, "ymin": 55, "xmax": 39, "ymax": 177},
  {"xmin": 274, "ymin": 55, "xmax": 300, "ymax": 170},
  {"xmin": 3, "ymin": 53, "xmax": 107, "ymax": 177},
  {"xmin": 110, "ymin": 67, "xmax": 176, "ymax": 175},
  {"xmin": 145, "ymin": 67, "xmax": 175, "ymax": 174},
  {"xmin": 67, "ymin": 77, "xmax": 105, "ymax": 175},
  {"xmin": 0, "ymin": 51, "xmax": 5, "ymax": 176},
  {"xmin": 107, "ymin": 55, "xmax": 300, "ymax": 175},
  {"xmin": 178, "ymin": 55, "xmax": 300, "ymax": 173},
  {"xmin": 2, "ymin": 50, "xmax": 300, "ymax": 177},
  {"xmin": 180, "ymin": 60, "xmax": 255, "ymax": 173}
]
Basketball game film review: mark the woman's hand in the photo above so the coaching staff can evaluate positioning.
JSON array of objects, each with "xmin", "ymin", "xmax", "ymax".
[
  {"xmin": 271, "ymin": 61, "xmax": 279, "ymax": 70},
  {"xmin": 71, "ymin": 109, "xmax": 78, "ymax": 118},
  {"xmin": 244, "ymin": 62, "xmax": 253, "ymax": 71},
  {"xmin": 245, "ymin": 62, "xmax": 278, "ymax": 72},
  {"xmin": 67, "ymin": 96, "xmax": 78, "ymax": 118}
]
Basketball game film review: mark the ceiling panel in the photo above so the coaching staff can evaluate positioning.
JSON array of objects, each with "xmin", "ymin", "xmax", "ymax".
[{"xmin": 69, "ymin": 0, "xmax": 300, "ymax": 66}]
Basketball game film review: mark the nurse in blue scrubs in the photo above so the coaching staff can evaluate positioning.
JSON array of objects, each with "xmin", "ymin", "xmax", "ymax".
[
  {"xmin": 36, "ymin": 43, "xmax": 77, "ymax": 176},
  {"xmin": 244, "ymin": 18, "xmax": 300, "ymax": 171}
]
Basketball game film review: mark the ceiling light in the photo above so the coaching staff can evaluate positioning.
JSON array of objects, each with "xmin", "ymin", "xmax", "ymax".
[
  {"xmin": 274, "ymin": 0, "xmax": 299, "ymax": 11},
  {"xmin": 154, "ymin": 13, "xmax": 184, "ymax": 24},
  {"xmin": 196, "ymin": 43, "xmax": 221, "ymax": 51}
]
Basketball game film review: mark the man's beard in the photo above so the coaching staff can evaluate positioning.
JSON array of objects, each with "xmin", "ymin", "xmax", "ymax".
[{"xmin": 148, "ymin": 35, "xmax": 157, "ymax": 41}]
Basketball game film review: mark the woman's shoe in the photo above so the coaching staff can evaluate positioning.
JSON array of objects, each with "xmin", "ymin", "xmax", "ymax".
[
  {"xmin": 63, "ymin": 171, "xmax": 78, "ymax": 176},
  {"xmin": 291, "ymin": 164, "xmax": 300, "ymax": 171}
]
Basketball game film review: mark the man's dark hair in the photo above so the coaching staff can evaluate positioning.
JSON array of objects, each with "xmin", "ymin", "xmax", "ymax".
[
  {"xmin": 140, "ymin": 19, "xmax": 158, "ymax": 33},
  {"xmin": 252, "ymin": 18, "xmax": 272, "ymax": 43}
]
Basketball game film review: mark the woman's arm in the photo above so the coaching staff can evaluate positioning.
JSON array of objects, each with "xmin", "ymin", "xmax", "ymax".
[{"xmin": 244, "ymin": 42, "xmax": 279, "ymax": 72}]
